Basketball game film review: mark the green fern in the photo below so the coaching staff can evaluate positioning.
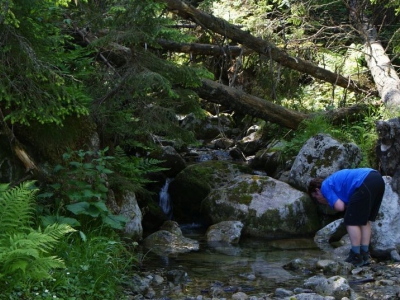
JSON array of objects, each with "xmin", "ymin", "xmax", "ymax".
[
  {"xmin": 0, "ymin": 182, "xmax": 36, "ymax": 235},
  {"xmin": 0, "ymin": 182, "xmax": 75, "ymax": 283}
]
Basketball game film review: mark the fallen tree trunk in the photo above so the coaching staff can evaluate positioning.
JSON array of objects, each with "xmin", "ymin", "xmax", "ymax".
[
  {"xmin": 363, "ymin": 27, "xmax": 400, "ymax": 108},
  {"xmin": 155, "ymin": 0, "xmax": 375, "ymax": 95},
  {"xmin": 196, "ymin": 78, "xmax": 370, "ymax": 129},
  {"xmin": 157, "ymin": 39, "xmax": 250, "ymax": 56},
  {"xmin": 348, "ymin": 0, "xmax": 400, "ymax": 108}
]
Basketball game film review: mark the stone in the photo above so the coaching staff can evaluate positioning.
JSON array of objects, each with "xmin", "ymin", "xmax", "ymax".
[
  {"xmin": 288, "ymin": 133, "xmax": 362, "ymax": 192},
  {"xmin": 205, "ymin": 220, "xmax": 244, "ymax": 243},
  {"xmin": 202, "ymin": 174, "xmax": 321, "ymax": 238}
]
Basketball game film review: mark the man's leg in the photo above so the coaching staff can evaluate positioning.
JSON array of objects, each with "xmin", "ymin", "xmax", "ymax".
[
  {"xmin": 347, "ymin": 225, "xmax": 361, "ymax": 247},
  {"xmin": 345, "ymin": 225, "xmax": 364, "ymax": 266},
  {"xmin": 360, "ymin": 221, "xmax": 371, "ymax": 246}
]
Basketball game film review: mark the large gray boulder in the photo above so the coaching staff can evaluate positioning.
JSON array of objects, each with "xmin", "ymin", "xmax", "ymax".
[
  {"xmin": 202, "ymin": 174, "xmax": 321, "ymax": 238},
  {"xmin": 289, "ymin": 133, "xmax": 362, "ymax": 191},
  {"xmin": 371, "ymin": 176, "xmax": 400, "ymax": 258}
]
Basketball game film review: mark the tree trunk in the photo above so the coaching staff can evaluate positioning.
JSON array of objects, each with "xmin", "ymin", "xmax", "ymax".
[
  {"xmin": 157, "ymin": 39, "xmax": 250, "ymax": 56},
  {"xmin": 349, "ymin": 1, "xmax": 400, "ymax": 108},
  {"xmin": 197, "ymin": 78, "xmax": 370, "ymax": 129},
  {"xmin": 363, "ymin": 28, "xmax": 400, "ymax": 108},
  {"xmin": 155, "ymin": 0, "xmax": 375, "ymax": 96}
]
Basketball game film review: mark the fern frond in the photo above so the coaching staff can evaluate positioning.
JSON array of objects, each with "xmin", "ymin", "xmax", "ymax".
[
  {"xmin": 0, "ymin": 181, "xmax": 37, "ymax": 234},
  {"xmin": 0, "ymin": 183, "xmax": 10, "ymax": 194},
  {"xmin": 26, "ymin": 256, "xmax": 66, "ymax": 280},
  {"xmin": 0, "ymin": 182, "xmax": 74, "ymax": 282},
  {"xmin": 43, "ymin": 223, "xmax": 77, "ymax": 238}
]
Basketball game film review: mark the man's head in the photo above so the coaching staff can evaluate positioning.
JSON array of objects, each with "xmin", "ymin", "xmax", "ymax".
[{"xmin": 307, "ymin": 178, "xmax": 326, "ymax": 204}]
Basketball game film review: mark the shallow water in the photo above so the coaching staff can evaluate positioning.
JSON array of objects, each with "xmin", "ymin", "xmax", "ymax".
[{"xmin": 139, "ymin": 226, "xmax": 332, "ymax": 297}]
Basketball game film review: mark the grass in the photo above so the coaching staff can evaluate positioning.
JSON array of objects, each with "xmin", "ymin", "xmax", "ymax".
[{"xmin": 0, "ymin": 230, "xmax": 137, "ymax": 300}]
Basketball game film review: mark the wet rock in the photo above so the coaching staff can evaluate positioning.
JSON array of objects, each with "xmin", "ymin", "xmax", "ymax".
[
  {"xmin": 160, "ymin": 220, "xmax": 182, "ymax": 236},
  {"xmin": 286, "ymin": 293, "xmax": 331, "ymax": 300},
  {"xmin": 237, "ymin": 131, "xmax": 262, "ymax": 156},
  {"xmin": 304, "ymin": 275, "xmax": 352, "ymax": 299},
  {"xmin": 142, "ymin": 229, "xmax": 199, "ymax": 256},
  {"xmin": 166, "ymin": 269, "xmax": 188, "ymax": 284},
  {"xmin": 205, "ymin": 220, "xmax": 244, "ymax": 243},
  {"xmin": 211, "ymin": 137, "xmax": 235, "ymax": 149},
  {"xmin": 149, "ymin": 145, "xmax": 187, "ymax": 177},
  {"xmin": 274, "ymin": 287, "xmax": 293, "ymax": 297},
  {"xmin": 283, "ymin": 258, "xmax": 307, "ymax": 271},
  {"xmin": 232, "ymin": 291, "xmax": 249, "ymax": 299},
  {"xmin": 181, "ymin": 112, "xmax": 235, "ymax": 141}
]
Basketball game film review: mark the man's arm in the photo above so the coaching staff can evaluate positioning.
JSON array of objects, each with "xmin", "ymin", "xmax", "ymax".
[{"xmin": 333, "ymin": 199, "xmax": 346, "ymax": 211}]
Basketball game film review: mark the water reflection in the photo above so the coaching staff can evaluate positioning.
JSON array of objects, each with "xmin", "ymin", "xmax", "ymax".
[{"xmin": 139, "ymin": 226, "xmax": 331, "ymax": 297}]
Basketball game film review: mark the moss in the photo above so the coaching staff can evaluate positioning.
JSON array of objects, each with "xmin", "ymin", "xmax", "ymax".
[
  {"xmin": 226, "ymin": 176, "xmax": 268, "ymax": 205},
  {"xmin": 16, "ymin": 115, "xmax": 97, "ymax": 164},
  {"xmin": 244, "ymin": 196, "xmax": 321, "ymax": 238}
]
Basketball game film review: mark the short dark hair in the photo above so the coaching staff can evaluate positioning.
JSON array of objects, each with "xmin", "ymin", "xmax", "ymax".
[{"xmin": 307, "ymin": 178, "xmax": 324, "ymax": 197}]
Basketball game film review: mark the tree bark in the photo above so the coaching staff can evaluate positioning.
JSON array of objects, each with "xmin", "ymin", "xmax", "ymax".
[
  {"xmin": 196, "ymin": 78, "xmax": 370, "ymax": 129},
  {"xmin": 157, "ymin": 39, "xmax": 250, "ymax": 56},
  {"xmin": 155, "ymin": 0, "xmax": 375, "ymax": 95}
]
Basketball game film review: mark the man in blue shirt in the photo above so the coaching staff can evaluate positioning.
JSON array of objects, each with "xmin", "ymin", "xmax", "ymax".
[{"xmin": 308, "ymin": 168, "xmax": 385, "ymax": 267}]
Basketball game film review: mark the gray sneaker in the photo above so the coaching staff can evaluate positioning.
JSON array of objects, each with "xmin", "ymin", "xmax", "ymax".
[
  {"xmin": 345, "ymin": 250, "xmax": 364, "ymax": 267},
  {"xmin": 361, "ymin": 250, "xmax": 371, "ymax": 266}
]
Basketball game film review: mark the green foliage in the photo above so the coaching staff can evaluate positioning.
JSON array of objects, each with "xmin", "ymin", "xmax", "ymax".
[
  {"xmin": 0, "ymin": 181, "xmax": 75, "ymax": 286},
  {"xmin": 39, "ymin": 146, "xmax": 168, "ymax": 230},
  {"xmin": 0, "ymin": 0, "xmax": 92, "ymax": 125},
  {"xmin": 109, "ymin": 146, "xmax": 169, "ymax": 193},
  {"xmin": 275, "ymin": 115, "xmax": 348, "ymax": 159},
  {"xmin": 0, "ymin": 232, "xmax": 135, "ymax": 300},
  {"xmin": 38, "ymin": 148, "xmax": 128, "ymax": 230},
  {"xmin": 76, "ymin": 0, "xmax": 212, "ymax": 149},
  {"xmin": 338, "ymin": 110, "xmax": 381, "ymax": 167}
]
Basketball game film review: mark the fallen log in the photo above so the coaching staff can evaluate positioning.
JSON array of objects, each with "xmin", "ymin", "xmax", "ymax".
[{"xmin": 196, "ymin": 78, "xmax": 370, "ymax": 129}]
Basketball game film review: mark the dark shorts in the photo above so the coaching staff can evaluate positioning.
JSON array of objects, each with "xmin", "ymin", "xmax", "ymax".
[{"xmin": 344, "ymin": 171, "xmax": 385, "ymax": 226}]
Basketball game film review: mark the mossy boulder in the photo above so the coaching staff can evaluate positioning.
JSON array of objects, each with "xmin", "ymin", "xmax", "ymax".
[
  {"xmin": 289, "ymin": 133, "xmax": 362, "ymax": 192},
  {"xmin": 202, "ymin": 174, "xmax": 321, "ymax": 238},
  {"xmin": 169, "ymin": 160, "xmax": 253, "ymax": 223}
]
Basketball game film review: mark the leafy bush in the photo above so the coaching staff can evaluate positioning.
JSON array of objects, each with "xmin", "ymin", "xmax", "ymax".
[{"xmin": 38, "ymin": 148, "xmax": 128, "ymax": 231}]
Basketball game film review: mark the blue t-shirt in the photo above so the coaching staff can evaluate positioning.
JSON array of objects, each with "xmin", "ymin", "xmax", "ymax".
[{"xmin": 321, "ymin": 168, "xmax": 374, "ymax": 208}]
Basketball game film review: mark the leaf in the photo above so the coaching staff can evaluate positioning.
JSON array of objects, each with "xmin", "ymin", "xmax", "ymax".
[
  {"xmin": 91, "ymin": 201, "xmax": 108, "ymax": 212},
  {"xmin": 40, "ymin": 215, "xmax": 81, "ymax": 227},
  {"xmin": 66, "ymin": 202, "xmax": 90, "ymax": 215},
  {"xmin": 102, "ymin": 214, "xmax": 128, "ymax": 230},
  {"xmin": 79, "ymin": 231, "xmax": 87, "ymax": 242},
  {"xmin": 101, "ymin": 168, "xmax": 114, "ymax": 174}
]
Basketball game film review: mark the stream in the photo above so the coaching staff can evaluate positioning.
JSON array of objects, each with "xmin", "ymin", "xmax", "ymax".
[{"xmin": 139, "ymin": 225, "xmax": 331, "ymax": 298}]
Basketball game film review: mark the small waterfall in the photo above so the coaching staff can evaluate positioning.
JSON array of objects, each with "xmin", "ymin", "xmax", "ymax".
[{"xmin": 159, "ymin": 178, "xmax": 173, "ymax": 219}]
